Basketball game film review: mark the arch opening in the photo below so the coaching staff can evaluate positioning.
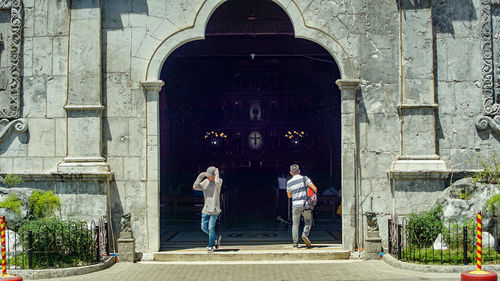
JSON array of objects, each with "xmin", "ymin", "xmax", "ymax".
[{"xmin": 157, "ymin": 0, "xmax": 343, "ymax": 249}]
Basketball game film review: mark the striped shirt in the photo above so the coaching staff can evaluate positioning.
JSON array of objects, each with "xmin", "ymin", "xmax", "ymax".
[{"xmin": 286, "ymin": 175, "xmax": 313, "ymax": 208}]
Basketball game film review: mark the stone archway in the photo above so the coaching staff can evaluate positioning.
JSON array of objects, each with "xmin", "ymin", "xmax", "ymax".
[{"xmin": 140, "ymin": 0, "xmax": 361, "ymax": 252}]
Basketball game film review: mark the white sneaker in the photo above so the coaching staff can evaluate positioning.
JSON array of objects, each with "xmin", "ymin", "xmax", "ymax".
[
  {"xmin": 215, "ymin": 235, "xmax": 222, "ymax": 249},
  {"xmin": 207, "ymin": 246, "xmax": 214, "ymax": 253}
]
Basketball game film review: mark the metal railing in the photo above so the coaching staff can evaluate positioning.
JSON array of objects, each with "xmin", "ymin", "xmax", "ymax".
[
  {"xmin": 6, "ymin": 218, "xmax": 109, "ymax": 269},
  {"xmin": 388, "ymin": 216, "xmax": 500, "ymax": 265}
]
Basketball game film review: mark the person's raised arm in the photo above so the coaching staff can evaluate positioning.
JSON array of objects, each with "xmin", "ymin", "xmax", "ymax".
[
  {"xmin": 215, "ymin": 168, "xmax": 223, "ymax": 189},
  {"xmin": 193, "ymin": 172, "xmax": 205, "ymax": 191}
]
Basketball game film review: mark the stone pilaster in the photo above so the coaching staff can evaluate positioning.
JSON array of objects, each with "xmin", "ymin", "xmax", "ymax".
[
  {"xmin": 58, "ymin": 0, "xmax": 108, "ymax": 173},
  {"xmin": 140, "ymin": 80, "xmax": 164, "ymax": 252},
  {"xmin": 391, "ymin": 1, "xmax": 449, "ymax": 177},
  {"xmin": 336, "ymin": 79, "xmax": 361, "ymax": 251}
]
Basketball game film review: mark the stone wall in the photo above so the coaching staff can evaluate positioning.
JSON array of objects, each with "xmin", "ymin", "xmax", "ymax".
[{"xmin": 0, "ymin": 0, "xmax": 497, "ymax": 253}]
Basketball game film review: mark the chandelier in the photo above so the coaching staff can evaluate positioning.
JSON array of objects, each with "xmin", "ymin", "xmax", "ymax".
[
  {"xmin": 204, "ymin": 131, "xmax": 228, "ymax": 147},
  {"xmin": 284, "ymin": 130, "xmax": 305, "ymax": 145}
]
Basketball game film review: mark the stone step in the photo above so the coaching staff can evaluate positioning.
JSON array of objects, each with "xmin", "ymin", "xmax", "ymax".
[{"xmin": 154, "ymin": 244, "xmax": 350, "ymax": 261}]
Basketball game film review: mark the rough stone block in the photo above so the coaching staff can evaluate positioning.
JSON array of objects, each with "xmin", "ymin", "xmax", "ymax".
[
  {"xmin": 128, "ymin": 118, "xmax": 145, "ymax": 157},
  {"xmin": 105, "ymin": 117, "xmax": 129, "ymax": 157},
  {"xmin": 0, "ymin": 157, "xmax": 13, "ymax": 172},
  {"xmin": 34, "ymin": 0, "xmax": 48, "ymax": 36},
  {"xmin": 66, "ymin": 111, "xmax": 101, "ymax": 158},
  {"xmin": 107, "ymin": 157, "xmax": 124, "ymax": 181},
  {"xmin": 362, "ymin": 82, "xmax": 399, "ymax": 115},
  {"xmin": 366, "ymin": 115, "xmax": 399, "ymax": 152},
  {"xmin": 52, "ymin": 36, "xmax": 68, "ymax": 76},
  {"xmin": 27, "ymin": 118, "xmax": 55, "ymax": 157},
  {"xmin": 151, "ymin": 19, "xmax": 178, "ymax": 41},
  {"xmin": 48, "ymin": 0, "xmax": 69, "ymax": 36},
  {"xmin": 55, "ymin": 118, "xmax": 66, "ymax": 157},
  {"xmin": 13, "ymin": 157, "xmax": 43, "ymax": 173},
  {"xmin": 454, "ymin": 81, "xmax": 482, "ymax": 117},
  {"xmin": 47, "ymin": 75, "xmax": 67, "ymax": 118},
  {"xmin": 125, "ymin": 181, "xmax": 146, "ymax": 215},
  {"xmin": 105, "ymin": 73, "xmax": 132, "ymax": 117},
  {"xmin": 359, "ymin": 35, "xmax": 399, "ymax": 83},
  {"xmin": 394, "ymin": 180, "xmax": 446, "ymax": 214},
  {"xmin": 23, "ymin": 76, "xmax": 47, "ymax": 118},
  {"xmin": 165, "ymin": 0, "xmax": 197, "ymax": 29},
  {"xmin": 118, "ymin": 238, "xmax": 136, "ymax": 262},
  {"xmin": 23, "ymin": 7, "xmax": 34, "ymax": 38},
  {"xmin": 365, "ymin": 8, "xmax": 398, "ymax": 36},
  {"xmin": 133, "ymin": 35, "xmax": 161, "ymax": 60},
  {"xmin": 401, "ymin": 109, "xmax": 436, "ymax": 156},
  {"xmin": 71, "ymin": 0, "xmax": 101, "ymax": 20},
  {"xmin": 23, "ymin": 37, "xmax": 33, "ymax": 77},
  {"xmin": 106, "ymin": 29, "xmax": 132, "ymax": 73},
  {"xmin": 42, "ymin": 157, "xmax": 59, "ymax": 172},
  {"xmin": 130, "ymin": 57, "xmax": 149, "ymax": 89},
  {"xmin": 446, "ymin": 38, "xmax": 472, "ymax": 81},
  {"xmin": 123, "ymin": 156, "xmax": 145, "ymax": 181},
  {"xmin": 402, "ymin": 79, "xmax": 434, "ymax": 104},
  {"xmin": 33, "ymin": 36, "xmax": 53, "ymax": 76}
]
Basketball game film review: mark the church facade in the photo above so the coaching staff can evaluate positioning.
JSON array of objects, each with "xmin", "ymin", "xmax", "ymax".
[{"xmin": 0, "ymin": 0, "xmax": 498, "ymax": 255}]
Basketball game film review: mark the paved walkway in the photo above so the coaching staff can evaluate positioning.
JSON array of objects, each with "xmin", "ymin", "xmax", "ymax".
[{"xmin": 35, "ymin": 260, "xmax": 463, "ymax": 281}]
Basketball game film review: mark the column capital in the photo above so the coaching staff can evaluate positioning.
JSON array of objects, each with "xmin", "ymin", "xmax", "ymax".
[
  {"xmin": 335, "ymin": 79, "xmax": 361, "ymax": 90},
  {"xmin": 140, "ymin": 80, "xmax": 165, "ymax": 92}
]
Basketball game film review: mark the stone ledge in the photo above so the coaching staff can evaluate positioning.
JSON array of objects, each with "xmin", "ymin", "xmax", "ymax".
[
  {"xmin": 388, "ymin": 159, "xmax": 451, "ymax": 180},
  {"xmin": 0, "ymin": 172, "xmax": 113, "ymax": 182},
  {"xmin": 382, "ymin": 253, "xmax": 500, "ymax": 273},
  {"xmin": 9, "ymin": 256, "xmax": 115, "ymax": 280},
  {"xmin": 388, "ymin": 170, "xmax": 452, "ymax": 180}
]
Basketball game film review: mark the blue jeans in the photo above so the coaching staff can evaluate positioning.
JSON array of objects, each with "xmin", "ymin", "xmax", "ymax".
[{"xmin": 201, "ymin": 214, "xmax": 219, "ymax": 247}]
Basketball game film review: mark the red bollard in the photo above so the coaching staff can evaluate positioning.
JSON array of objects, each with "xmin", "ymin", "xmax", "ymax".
[
  {"xmin": 461, "ymin": 212, "xmax": 497, "ymax": 281},
  {"xmin": 0, "ymin": 216, "xmax": 23, "ymax": 281}
]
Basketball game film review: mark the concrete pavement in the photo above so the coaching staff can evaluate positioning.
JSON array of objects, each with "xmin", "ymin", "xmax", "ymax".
[{"xmin": 33, "ymin": 260, "xmax": 464, "ymax": 281}]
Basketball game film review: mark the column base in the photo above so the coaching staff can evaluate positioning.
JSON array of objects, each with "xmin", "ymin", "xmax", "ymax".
[
  {"xmin": 389, "ymin": 159, "xmax": 451, "ymax": 179},
  {"xmin": 58, "ymin": 157, "xmax": 110, "ymax": 174}
]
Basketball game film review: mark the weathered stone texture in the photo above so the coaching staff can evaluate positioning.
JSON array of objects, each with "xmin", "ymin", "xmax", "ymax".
[{"xmin": 0, "ymin": 0, "xmax": 497, "ymax": 254}]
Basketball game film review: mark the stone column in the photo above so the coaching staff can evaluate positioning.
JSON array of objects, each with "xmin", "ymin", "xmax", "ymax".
[
  {"xmin": 336, "ymin": 79, "xmax": 361, "ymax": 251},
  {"xmin": 58, "ymin": 0, "xmax": 108, "ymax": 173},
  {"xmin": 140, "ymin": 80, "xmax": 164, "ymax": 252},
  {"xmin": 391, "ymin": 1, "xmax": 448, "ymax": 175}
]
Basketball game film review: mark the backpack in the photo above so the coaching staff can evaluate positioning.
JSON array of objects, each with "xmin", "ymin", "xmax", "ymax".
[{"xmin": 302, "ymin": 176, "xmax": 318, "ymax": 210}]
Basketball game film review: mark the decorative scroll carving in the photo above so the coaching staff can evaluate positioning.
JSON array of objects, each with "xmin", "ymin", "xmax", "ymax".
[
  {"xmin": 476, "ymin": 115, "xmax": 500, "ymax": 135},
  {"xmin": 0, "ymin": 117, "xmax": 27, "ymax": 143},
  {"xmin": 0, "ymin": 0, "xmax": 22, "ymax": 119},
  {"xmin": 479, "ymin": 0, "xmax": 500, "ymax": 134}
]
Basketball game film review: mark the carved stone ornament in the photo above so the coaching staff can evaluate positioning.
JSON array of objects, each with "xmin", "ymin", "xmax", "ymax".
[
  {"xmin": 0, "ymin": 0, "xmax": 22, "ymax": 119},
  {"xmin": 120, "ymin": 213, "xmax": 132, "ymax": 233},
  {"xmin": 478, "ymin": 0, "xmax": 500, "ymax": 135},
  {"xmin": 365, "ymin": 212, "xmax": 379, "ymax": 232},
  {"xmin": 0, "ymin": 117, "xmax": 26, "ymax": 143}
]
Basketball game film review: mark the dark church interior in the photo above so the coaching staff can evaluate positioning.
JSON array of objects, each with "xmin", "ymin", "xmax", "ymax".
[{"xmin": 159, "ymin": 0, "xmax": 342, "ymax": 248}]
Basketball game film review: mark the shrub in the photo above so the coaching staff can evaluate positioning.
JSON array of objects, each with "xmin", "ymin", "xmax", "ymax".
[
  {"xmin": 28, "ymin": 190, "xmax": 61, "ymax": 219},
  {"xmin": 17, "ymin": 217, "xmax": 94, "ymax": 268},
  {"xmin": 442, "ymin": 219, "xmax": 476, "ymax": 249},
  {"xmin": 2, "ymin": 175, "xmax": 23, "ymax": 188},
  {"xmin": 406, "ymin": 206, "xmax": 444, "ymax": 248},
  {"xmin": 486, "ymin": 193, "xmax": 500, "ymax": 213},
  {"xmin": 471, "ymin": 153, "xmax": 500, "ymax": 185},
  {"xmin": 0, "ymin": 194, "xmax": 23, "ymax": 215}
]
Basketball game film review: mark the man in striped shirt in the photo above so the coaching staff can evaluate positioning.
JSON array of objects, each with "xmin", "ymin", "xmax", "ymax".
[{"xmin": 287, "ymin": 164, "xmax": 318, "ymax": 248}]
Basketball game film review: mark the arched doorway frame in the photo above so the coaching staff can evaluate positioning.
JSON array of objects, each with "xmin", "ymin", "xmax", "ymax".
[{"xmin": 140, "ymin": 0, "xmax": 361, "ymax": 252}]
